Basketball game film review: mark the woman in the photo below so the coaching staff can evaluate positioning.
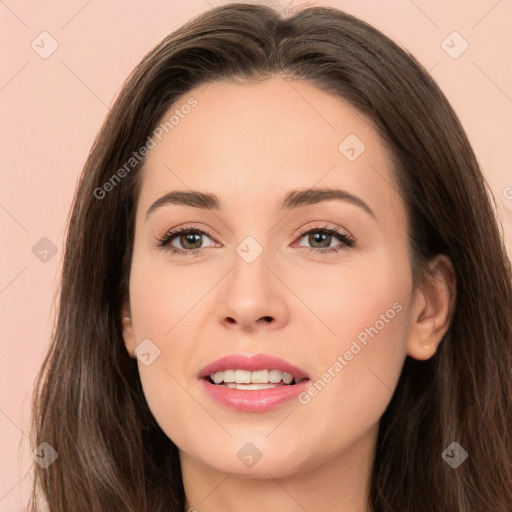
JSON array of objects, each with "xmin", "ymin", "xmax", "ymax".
[{"xmin": 30, "ymin": 3, "xmax": 512, "ymax": 511}]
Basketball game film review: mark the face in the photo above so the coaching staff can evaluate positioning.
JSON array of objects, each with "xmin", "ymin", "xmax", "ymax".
[{"xmin": 122, "ymin": 77, "xmax": 422, "ymax": 479}]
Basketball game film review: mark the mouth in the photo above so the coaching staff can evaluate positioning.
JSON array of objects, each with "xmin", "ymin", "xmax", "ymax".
[
  {"xmin": 203, "ymin": 368, "xmax": 307, "ymax": 390},
  {"xmin": 198, "ymin": 354, "xmax": 310, "ymax": 411}
]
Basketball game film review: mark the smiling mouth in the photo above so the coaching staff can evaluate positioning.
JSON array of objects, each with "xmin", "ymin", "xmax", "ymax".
[{"xmin": 204, "ymin": 368, "xmax": 307, "ymax": 390}]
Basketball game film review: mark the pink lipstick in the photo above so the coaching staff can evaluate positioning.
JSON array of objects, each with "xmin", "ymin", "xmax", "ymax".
[{"xmin": 198, "ymin": 353, "xmax": 310, "ymax": 412}]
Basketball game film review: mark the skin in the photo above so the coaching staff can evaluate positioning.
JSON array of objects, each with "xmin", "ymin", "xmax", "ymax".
[{"xmin": 121, "ymin": 77, "xmax": 456, "ymax": 512}]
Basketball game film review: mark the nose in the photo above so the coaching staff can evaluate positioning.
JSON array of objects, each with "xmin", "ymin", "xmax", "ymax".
[{"xmin": 216, "ymin": 248, "xmax": 290, "ymax": 333}]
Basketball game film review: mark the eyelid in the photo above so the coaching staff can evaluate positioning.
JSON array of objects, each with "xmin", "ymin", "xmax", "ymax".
[{"xmin": 294, "ymin": 222, "xmax": 355, "ymax": 242}]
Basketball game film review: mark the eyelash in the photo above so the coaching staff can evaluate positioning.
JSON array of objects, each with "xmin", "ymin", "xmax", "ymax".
[{"xmin": 156, "ymin": 223, "xmax": 356, "ymax": 257}]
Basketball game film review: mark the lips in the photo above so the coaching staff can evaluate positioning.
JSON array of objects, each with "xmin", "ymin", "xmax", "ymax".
[{"xmin": 198, "ymin": 353, "xmax": 310, "ymax": 412}]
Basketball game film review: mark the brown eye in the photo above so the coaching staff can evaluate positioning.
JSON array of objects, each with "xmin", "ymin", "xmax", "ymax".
[
  {"xmin": 176, "ymin": 231, "xmax": 204, "ymax": 250},
  {"xmin": 295, "ymin": 226, "xmax": 356, "ymax": 253},
  {"xmin": 306, "ymin": 231, "xmax": 335, "ymax": 249},
  {"xmin": 157, "ymin": 226, "xmax": 217, "ymax": 255}
]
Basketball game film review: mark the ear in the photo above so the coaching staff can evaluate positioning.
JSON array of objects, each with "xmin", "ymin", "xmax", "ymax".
[
  {"xmin": 406, "ymin": 254, "xmax": 457, "ymax": 360},
  {"xmin": 121, "ymin": 303, "xmax": 137, "ymax": 358}
]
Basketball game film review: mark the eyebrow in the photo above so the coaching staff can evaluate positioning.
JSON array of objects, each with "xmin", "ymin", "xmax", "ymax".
[{"xmin": 145, "ymin": 187, "xmax": 376, "ymax": 220}]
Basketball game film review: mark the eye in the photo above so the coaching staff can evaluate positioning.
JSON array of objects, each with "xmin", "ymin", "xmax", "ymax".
[
  {"xmin": 156, "ymin": 225, "xmax": 218, "ymax": 256},
  {"xmin": 293, "ymin": 224, "xmax": 356, "ymax": 254},
  {"xmin": 156, "ymin": 223, "xmax": 356, "ymax": 257}
]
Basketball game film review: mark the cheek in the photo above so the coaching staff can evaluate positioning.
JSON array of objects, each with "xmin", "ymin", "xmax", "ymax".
[
  {"xmin": 296, "ymin": 253, "xmax": 411, "ymax": 397},
  {"xmin": 296, "ymin": 275, "xmax": 411, "ymax": 447},
  {"xmin": 127, "ymin": 253, "xmax": 201, "ymax": 433},
  {"xmin": 303, "ymin": 254, "xmax": 411, "ymax": 365},
  {"xmin": 128, "ymin": 244, "xmax": 206, "ymax": 342}
]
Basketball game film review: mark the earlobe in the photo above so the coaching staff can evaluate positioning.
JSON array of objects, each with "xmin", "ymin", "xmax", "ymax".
[
  {"xmin": 406, "ymin": 254, "xmax": 457, "ymax": 361},
  {"xmin": 121, "ymin": 309, "xmax": 137, "ymax": 358}
]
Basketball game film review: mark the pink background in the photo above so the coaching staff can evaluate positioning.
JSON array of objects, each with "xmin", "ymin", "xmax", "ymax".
[{"xmin": 1, "ymin": 0, "xmax": 511, "ymax": 509}]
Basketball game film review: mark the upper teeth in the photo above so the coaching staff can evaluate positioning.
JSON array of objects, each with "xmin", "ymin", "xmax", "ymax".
[{"xmin": 210, "ymin": 369, "xmax": 302, "ymax": 385}]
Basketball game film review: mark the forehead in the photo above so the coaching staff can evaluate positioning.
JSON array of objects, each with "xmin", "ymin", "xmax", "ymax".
[{"xmin": 137, "ymin": 78, "xmax": 403, "ymax": 224}]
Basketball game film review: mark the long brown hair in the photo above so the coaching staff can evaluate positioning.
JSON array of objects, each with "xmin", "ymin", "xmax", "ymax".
[{"xmin": 30, "ymin": 3, "xmax": 512, "ymax": 511}]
